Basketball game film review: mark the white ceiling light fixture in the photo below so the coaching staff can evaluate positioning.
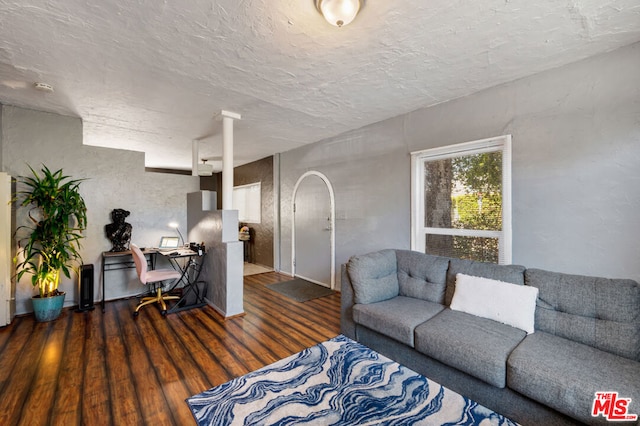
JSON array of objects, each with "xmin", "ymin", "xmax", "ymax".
[
  {"xmin": 192, "ymin": 139, "xmax": 215, "ymax": 176},
  {"xmin": 33, "ymin": 82, "xmax": 54, "ymax": 93},
  {"xmin": 198, "ymin": 159, "xmax": 214, "ymax": 176},
  {"xmin": 315, "ymin": 0, "xmax": 361, "ymax": 27}
]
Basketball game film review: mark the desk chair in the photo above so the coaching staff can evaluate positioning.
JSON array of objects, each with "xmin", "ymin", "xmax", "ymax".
[{"xmin": 130, "ymin": 243, "xmax": 181, "ymax": 316}]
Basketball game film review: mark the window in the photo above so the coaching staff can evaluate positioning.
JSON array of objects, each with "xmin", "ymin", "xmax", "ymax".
[
  {"xmin": 233, "ymin": 182, "xmax": 261, "ymax": 223},
  {"xmin": 411, "ymin": 135, "xmax": 512, "ymax": 264}
]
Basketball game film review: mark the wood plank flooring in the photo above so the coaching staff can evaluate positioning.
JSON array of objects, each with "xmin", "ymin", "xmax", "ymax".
[{"xmin": 0, "ymin": 272, "xmax": 341, "ymax": 426}]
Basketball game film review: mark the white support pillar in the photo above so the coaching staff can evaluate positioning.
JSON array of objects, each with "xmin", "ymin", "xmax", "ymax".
[
  {"xmin": 220, "ymin": 110, "xmax": 241, "ymax": 210},
  {"xmin": 192, "ymin": 140, "xmax": 199, "ymax": 176}
]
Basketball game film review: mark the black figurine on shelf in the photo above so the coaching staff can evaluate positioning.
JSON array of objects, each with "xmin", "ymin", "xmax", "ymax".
[{"xmin": 105, "ymin": 208, "xmax": 132, "ymax": 252}]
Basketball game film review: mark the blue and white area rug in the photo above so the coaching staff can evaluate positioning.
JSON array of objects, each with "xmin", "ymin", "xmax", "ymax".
[{"xmin": 187, "ymin": 335, "xmax": 518, "ymax": 425}]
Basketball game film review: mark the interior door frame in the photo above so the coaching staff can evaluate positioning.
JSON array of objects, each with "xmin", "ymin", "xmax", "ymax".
[{"xmin": 291, "ymin": 171, "xmax": 336, "ymax": 290}]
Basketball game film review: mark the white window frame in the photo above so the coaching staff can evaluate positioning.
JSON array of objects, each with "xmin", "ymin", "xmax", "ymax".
[
  {"xmin": 410, "ymin": 135, "xmax": 512, "ymax": 264},
  {"xmin": 233, "ymin": 182, "xmax": 262, "ymax": 223}
]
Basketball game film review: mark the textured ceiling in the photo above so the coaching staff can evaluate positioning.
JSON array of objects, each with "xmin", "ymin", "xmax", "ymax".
[{"xmin": 1, "ymin": 0, "xmax": 639, "ymax": 171}]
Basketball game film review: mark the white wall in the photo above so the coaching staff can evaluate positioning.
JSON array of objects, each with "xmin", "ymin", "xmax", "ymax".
[
  {"xmin": 1, "ymin": 105, "xmax": 200, "ymax": 314},
  {"xmin": 279, "ymin": 42, "xmax": 640, "ymax": 287}
]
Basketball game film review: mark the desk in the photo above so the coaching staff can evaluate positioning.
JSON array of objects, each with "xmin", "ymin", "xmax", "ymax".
[
  {"xmin": 101, "ymin": 249, "xmax": 157, "ymax": 312},
  {"xmin": 161, "ymin": 249, "xmax": 208, "ymax": 314},
  {"xmin": 159, "ymin": 249, "xmax": 207, "ymax": 314},
  {"xmin": 101, "ymin": 248, "xmax": 208, "ymax": 314}
]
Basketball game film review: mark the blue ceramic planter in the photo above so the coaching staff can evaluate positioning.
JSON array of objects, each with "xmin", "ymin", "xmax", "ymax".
[{"xmin": 32, "ymin": 293, "xmax": 66, "ymax": 322}]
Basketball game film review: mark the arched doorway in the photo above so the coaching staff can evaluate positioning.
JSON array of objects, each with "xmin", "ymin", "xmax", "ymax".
[{"xmin": 291, "ymin": 171, "xmax": 335, "ymax": 289}]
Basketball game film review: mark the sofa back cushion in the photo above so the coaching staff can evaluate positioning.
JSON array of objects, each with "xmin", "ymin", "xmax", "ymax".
[
  {"xmin": 445, "ymin": 258, "xmax": 526, "ymax": 306},
  {"xmin": 347, "ymin": 249, "xmax": 399, "ymax": 304},
  {"xmin": 526, "ymin": 268, "xmax": 640, "ymax": 361},
  {"xmin": 396, "ymin": 250, "xmax": 449, "ymax": 304}
]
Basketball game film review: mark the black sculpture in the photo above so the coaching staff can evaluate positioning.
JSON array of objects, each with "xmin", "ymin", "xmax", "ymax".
[{"xmin": 105, "ymin": 208, "xmax": 132, "ymax": 252}]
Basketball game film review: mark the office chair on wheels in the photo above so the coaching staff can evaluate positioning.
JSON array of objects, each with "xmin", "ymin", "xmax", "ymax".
[{"xmin": 130, "ymin": 243, "xmax": 181, "ymax": 316}]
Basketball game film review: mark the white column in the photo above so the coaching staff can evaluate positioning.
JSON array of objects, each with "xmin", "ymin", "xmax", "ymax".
[
  {"xmin": 192, "ymin": 140, "xmax": 199, "ymax": 176},
  {"xmin": 220, "ymin": 110, "xmax": 241, "ymax": 210}
]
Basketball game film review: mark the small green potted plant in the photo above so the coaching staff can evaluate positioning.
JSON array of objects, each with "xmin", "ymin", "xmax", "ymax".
[{"xmin": 13, "ymin": 165, "xmax": 87, "ymax": 322}]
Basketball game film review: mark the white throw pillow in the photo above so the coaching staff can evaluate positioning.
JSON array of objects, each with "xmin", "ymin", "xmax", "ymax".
[{"xmin": 450, "ymin": 273, "xmax": 538, "ymax": 334}]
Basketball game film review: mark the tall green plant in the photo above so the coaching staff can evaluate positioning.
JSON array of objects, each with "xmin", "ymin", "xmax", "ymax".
[{"xmin": 13, "ymin": 165, "xmax": 87, "ymax": 298}]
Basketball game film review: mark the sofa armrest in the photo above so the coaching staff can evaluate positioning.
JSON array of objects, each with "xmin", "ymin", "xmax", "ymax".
[{"xmin": 340, "ymin": 264, "xmax": 357, "ymax": 340}]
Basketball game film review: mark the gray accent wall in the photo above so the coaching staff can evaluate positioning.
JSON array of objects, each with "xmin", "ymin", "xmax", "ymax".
[
  {"xmin": 234, "ymin": 156, "xmax": 274, "ymax": 268},
  {"xmin": 1, "ymin": 105, "xmax": 200, "ymax": 314},
  {"xmin": 201, "ymin": 156, "xmax": 275, "ymax": 268},
  {"xmin": 279, "ymin": 42, "xmax": 640, "ymax": 288}
]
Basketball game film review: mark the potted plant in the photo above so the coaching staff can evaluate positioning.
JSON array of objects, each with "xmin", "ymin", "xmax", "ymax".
[{"xmin": 13, "ymin": 165, "xmax": 87, "ymax": 322}]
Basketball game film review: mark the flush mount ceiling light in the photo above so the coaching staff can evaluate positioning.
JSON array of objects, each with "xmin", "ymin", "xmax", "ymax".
[
  {"xmin": 33, "ymin": 82, "xmax": 54, "ymax": 93},
  {"xmin": 315, "ymin": 0, "xmax": 361, "ymax": 27}
]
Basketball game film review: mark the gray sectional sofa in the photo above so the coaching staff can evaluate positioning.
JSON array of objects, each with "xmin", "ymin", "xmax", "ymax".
[{"xmin": 340, "ymin": 249, "xmax": 640, "ymax": 425}]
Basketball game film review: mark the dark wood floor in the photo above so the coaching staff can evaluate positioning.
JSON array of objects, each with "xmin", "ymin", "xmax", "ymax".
[{"xmin": 0, "ymin": 272, "xmax": 341, "ymax": 426}]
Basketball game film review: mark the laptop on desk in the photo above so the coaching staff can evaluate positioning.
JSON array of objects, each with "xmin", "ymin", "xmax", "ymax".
[
  {"xmin": 159, "ymin": 236, "xmax": 180, "ymax": 249},
  {"xmin": 157, "ymin": 237, "xmax": 198, "ymax": 257}
]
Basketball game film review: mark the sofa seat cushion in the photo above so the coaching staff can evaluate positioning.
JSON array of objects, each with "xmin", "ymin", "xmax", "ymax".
[
  {"xmin": 508, "ymin": 331, "xmax": 640, "ymax": 425},
  {"xmin": 414, "ymin": 309, "xmax": 526, "ymax": 388},
  {"xmin": 352, "ymin": 296, "xmax": 444, "ymax": 347}
]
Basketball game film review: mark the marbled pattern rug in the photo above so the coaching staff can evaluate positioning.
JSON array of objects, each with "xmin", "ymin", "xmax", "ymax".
[{"xmin": 187, "ymin": 335, "xmax": 518, "ymax": 426}]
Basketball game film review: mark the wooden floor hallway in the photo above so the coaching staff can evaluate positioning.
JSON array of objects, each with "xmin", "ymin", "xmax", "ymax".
[{"xmin": 0, "ymin": 272, "xmax": 341, "ymax": 425}]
